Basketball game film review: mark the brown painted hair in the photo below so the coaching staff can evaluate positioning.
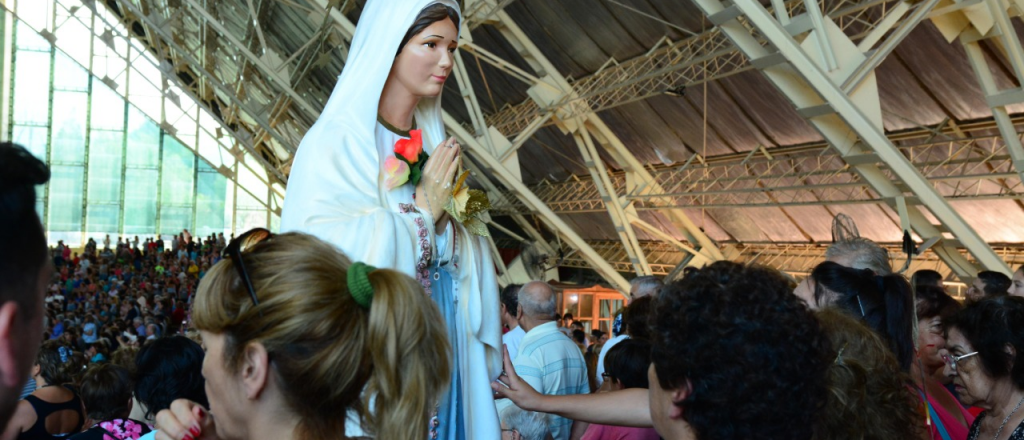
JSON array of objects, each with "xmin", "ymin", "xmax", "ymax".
[
  {"xmin": 192, "ymin": 232, "xmax": 450, "ymax": 439},
  {"xmin": 396, "ymin": 3, "xmax": 460, "ymax": 56}
]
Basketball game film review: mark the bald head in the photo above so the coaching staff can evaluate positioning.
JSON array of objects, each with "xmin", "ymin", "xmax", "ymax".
[{"xmin": 518, "ymin": 281, "xmax": 557, "ymax": 322}]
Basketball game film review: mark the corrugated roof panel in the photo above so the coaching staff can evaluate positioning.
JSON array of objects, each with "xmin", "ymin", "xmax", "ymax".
[
  {"xmin": 892, "ymin": 26, "xmax": 992, "ymax": 121},
  {"xmin": 602, "ymin": 101, "xmax": 693, "ymax": 167},
  {"xmin": 705, "ymin": 207, "xmax": 771, "ymax": 242},
  {"xmin": 951, "ymin": 200, "xmax": 1024, "ymax": 243},
  {"xmin": 716, "ymin": 72, "xmax": 822, "ymax": 147},
  {"xmin": 643, "ymin": 94, "xmax": 736, "ymax": 157},
  {"xmin": 781, "ymin": 205, "xmax": 840, "ymax": 242},
  {"xmin": 740, "ymin": 207, "xmax": 810, "ymax": 242},
  {"xmin": 504, "ymin": 0, "xmax": 608, "ymax": 76}
]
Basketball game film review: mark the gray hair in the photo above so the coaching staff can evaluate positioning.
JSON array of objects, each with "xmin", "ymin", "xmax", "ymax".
[
  {"xmin": 500, "ymin": 405, "xmax": 549, "ymax": 440},
  {"xmin": 629, "ymin": 276, "xmax": 664, "ymax": 298},
  {"xmin": 518, "ymin": 281, "xmax": 556, "ymax": 320},
  {"xmin": 825, "ymin": 238, "xmax": 892, "ymax": 275}
]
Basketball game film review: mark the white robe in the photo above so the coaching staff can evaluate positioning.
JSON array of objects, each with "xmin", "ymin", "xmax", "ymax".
[{"xmin": 280, "ymin": 1, "xmax": 501, "ymax": 438}]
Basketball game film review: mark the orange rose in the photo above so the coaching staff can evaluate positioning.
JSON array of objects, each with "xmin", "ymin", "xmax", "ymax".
[{"xmin": 394, "ymin": 129, "xmax": 423, "ymax": 164}]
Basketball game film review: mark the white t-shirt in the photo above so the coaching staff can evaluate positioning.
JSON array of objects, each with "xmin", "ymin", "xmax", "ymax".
[
  {"xmin": 595, "ymin": 334, "xmax": 629, "ymax": 388},
  {"xmin": 502, "ymin": 325, "xmax": 526, "ymax": 362}
]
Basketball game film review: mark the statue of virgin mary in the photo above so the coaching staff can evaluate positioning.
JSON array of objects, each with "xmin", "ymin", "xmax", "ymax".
[{"xmin": 281, "ymin": 0, "xmax": 502, "ymax": 439}]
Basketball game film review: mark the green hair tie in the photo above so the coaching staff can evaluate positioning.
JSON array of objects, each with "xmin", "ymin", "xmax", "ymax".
[{"xmin": 347, "ymin": 262, "xmax": 376, "ymax": 308}]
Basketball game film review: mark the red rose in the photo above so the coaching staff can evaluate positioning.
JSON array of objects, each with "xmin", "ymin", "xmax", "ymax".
[{"xmin": 394, "ymin": 129, "xmax": 423, "ymax": 164}]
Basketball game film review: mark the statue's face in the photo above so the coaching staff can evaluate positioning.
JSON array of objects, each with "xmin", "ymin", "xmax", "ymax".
[{"xmin": 391, "ymin": 17, "xmax": 458, "ymax": 98}]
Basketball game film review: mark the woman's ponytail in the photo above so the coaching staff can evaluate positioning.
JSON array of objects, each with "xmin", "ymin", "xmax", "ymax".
[
  {"xmin": 363, "ymin": 269, "xmax": 451, "ymax": 440},
  {"xmin": 878, "ymin": 274, "xmax": 916, "ymax": 371}
]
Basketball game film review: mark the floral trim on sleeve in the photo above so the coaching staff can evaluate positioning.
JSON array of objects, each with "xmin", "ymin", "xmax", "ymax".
[{"xmin": 399, "ymin": 202, "xmax": 432, "ymax": 296}]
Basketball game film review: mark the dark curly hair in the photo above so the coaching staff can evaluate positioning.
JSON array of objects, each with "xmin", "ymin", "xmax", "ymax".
[
  {"xmin": 134, "ymin": 336, "xmax": 208, "ymax": 419},
  {"xmin": 651, "ymin": 261, "xmax": 830, "ymax": 440},
  {"xmin": 944, "ymin": 296, "xmax": 1024, "ymax": 389},
  {"xmin": 814, "ymin": 309, "xmax": 924, "ymax": 440}
]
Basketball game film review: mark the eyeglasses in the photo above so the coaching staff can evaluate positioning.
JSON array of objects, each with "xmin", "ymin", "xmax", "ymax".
[
  {"xmin": 221, "ymin": 228, "xmax": 272, "ymax": 314},
  {"xmin": 941, "ymin": 350, "xmax": 979, "ymax": 373},
  {"xmin": 501, "ymin": 428, "xmax": 520, "ymax": 439},
  {"xmin": 601, "ymin": 372, "xmax": 612, "ymax": 379}
]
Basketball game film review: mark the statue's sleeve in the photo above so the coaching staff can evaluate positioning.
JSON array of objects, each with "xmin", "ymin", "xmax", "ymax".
[{"xmin": 281, "ymin": 121, "xmax": 427, "ymax": 280}]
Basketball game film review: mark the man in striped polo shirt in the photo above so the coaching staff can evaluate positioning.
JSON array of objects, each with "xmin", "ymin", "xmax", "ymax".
[{"xmin": 497, "ymin": 281, "xmax": 588, "ymax": 440}]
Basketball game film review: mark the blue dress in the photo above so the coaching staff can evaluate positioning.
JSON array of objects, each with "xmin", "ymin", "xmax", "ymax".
[{"xmin": 431, "ymin": 266, "xmax": 466, "ymax": 440}]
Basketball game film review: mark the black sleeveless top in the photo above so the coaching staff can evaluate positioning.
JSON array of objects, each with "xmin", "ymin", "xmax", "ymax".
[
  {"xmin": 18, "ymin": 385, "xmax": 85, "ymax": 440},
  {"xmin": 967, "ymin": 412, "xmax": 1024, "ymax": 440}
]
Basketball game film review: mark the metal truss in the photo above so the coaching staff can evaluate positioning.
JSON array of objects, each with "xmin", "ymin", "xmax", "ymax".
[
  {"xmin": 485, "ymin": 0, "xmax": 899, "ymax": 138},
  {"xmin": 689, "ymin": 0, "xmax": 1008, "ymax": 280},
  {"xmin": 485, "ymin": 9, "xmax": 726, "ymax": 268},
  {"xmin": 490, "ymin": 117, "xmax": 1024, "ymax": 213}
]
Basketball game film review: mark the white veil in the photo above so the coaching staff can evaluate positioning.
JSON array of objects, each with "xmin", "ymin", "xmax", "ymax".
[
  {"xmin": 282, "ymin": 1, "xmax": 502, "ymax": 437},
  {"xmin": 317, "ymin": 0, "xmax": 458, "ymax": 175}
]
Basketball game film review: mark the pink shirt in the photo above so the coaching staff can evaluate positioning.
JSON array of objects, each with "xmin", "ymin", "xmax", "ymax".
[
  {"xmin": 921, "ymin": 385, "xmax": 975, "ymax": 440},
  {"xmin": 581, "ymin": 424, "xmax": 661, "ymax": 440}
]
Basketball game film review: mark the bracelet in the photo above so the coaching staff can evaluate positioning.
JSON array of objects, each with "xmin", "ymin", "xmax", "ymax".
[{"xmin": 424, "ymin": 193, "xmax": 435, "ymax": 223}]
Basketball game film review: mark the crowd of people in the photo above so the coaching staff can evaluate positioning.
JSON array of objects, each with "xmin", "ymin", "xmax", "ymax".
[
  {"xmin": 6, "ymin": 18, "xmax": 1024, "ymax": 434},
  {"xmin": 3, "ymin": 134, "xmax": 1024, "ymax": 440}
]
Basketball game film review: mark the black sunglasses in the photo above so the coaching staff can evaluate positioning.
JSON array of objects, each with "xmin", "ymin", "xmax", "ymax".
[{"xmin": 221, "ymin": 228, "xmax": 273, "ymax": 313}]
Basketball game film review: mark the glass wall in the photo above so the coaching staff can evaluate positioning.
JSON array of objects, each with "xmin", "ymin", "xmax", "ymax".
[{"xmin": 4, "ymin": 0, "xmax": 282, "ymax": 247}]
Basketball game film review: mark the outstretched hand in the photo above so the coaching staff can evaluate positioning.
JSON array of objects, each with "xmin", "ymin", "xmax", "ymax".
[{"xmin": 491, "ymin": 345, "xmax": 544, "ymax": 411}]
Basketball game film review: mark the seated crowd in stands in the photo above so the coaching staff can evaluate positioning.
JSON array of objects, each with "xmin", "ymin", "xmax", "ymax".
[{"xmin": 7, "ymin": 139, "xmax": 1024, "ymax": 440}]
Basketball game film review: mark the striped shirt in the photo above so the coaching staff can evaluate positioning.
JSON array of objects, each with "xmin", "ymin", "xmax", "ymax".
[
  {"xmin": 499, "ymin": 321, "xmax": 588, "ymax": 440},
  {"xmin": 20, "ymin": 378, "xmax": 35, "ymax": 399}
]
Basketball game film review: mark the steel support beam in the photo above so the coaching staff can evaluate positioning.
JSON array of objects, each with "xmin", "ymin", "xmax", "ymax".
[
  {"xmin": 572, "ymin": 120, "xmax": 652, "ymax": 275},
  {"xmin": 490, "ymin": 9, "xmax": 726, "ymax": 262},
  {"xmin": 692, "ymin": 0, "xmax": 1007, "ymax": 279},
  {"xmin": 957, "ymin": 0, "xmax": 1024, "ymax": 188}
]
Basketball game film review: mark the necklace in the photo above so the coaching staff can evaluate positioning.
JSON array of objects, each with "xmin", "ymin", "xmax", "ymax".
[{"xmin": 993, "ymin": 395, "xmax": 1024, "ymax": 440}]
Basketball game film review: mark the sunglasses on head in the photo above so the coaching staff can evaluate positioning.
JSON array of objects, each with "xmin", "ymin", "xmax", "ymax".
[{"xmin": 221, "ymin": 228, "xmax": 273, "ymax": 314}]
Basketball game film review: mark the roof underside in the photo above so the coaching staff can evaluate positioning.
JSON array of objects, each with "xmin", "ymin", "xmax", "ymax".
[{"xmin": 96, "ymin": 0, "xmax": 1024, "ymax": 278}]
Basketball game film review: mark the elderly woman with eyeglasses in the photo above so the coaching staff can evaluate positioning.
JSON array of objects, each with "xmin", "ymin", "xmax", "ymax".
[{"xmin": 943, "ymin": 296, "xmax": 1024, "ymax": 440}]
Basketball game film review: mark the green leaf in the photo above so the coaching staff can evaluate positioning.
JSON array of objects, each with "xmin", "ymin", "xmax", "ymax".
[{"xmin": 408, "ymin": 161, "xmax": 423, "ymax": 187}]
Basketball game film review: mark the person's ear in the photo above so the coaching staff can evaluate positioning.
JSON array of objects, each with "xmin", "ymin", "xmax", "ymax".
[
  {"xmin": 240, "ymin": 342, "xmax": 271, "ymax": 400},
  {"xmin": 516, "ymin": 305, "xmax": 523, "ymax": 320},
  {"xmin": 667, "ymin": 378, "xmax": 693, "ymax": 420},
  {"xmin": 0, "ymin": 302, "xmax": 24, "ymax": 388}
]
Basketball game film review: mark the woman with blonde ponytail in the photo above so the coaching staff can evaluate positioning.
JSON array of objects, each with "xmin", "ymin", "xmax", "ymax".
[{"xmin": 154, "ymin": 230, "xmax": 450, "ymax": 440}]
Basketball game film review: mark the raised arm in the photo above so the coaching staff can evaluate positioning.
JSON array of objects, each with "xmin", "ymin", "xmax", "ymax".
[{"xmin": 491, "ymin": 345, "xmax": 652, "ymax": 427}]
